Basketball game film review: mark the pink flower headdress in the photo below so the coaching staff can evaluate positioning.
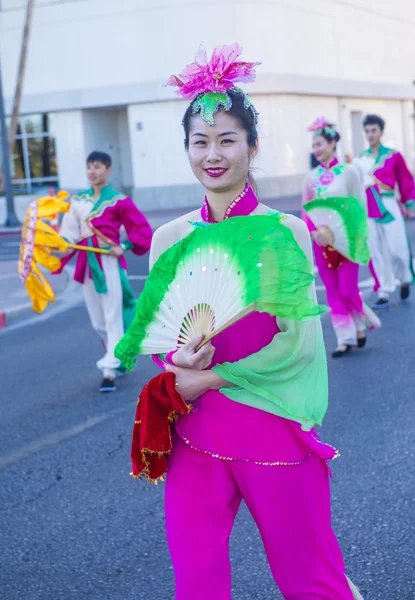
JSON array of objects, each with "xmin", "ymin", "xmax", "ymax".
[
  {"xmin": 165, "ymin": 43, "xmax": 261, "ymax": 126},
  {"xmin": 308, "ymin": 116, "xmax": 337, "ymax": 139}
]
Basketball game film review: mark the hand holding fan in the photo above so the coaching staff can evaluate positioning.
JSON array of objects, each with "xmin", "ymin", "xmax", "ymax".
[
  {"xmin": 115, "ymin": 215, "xmax": 326, "ymax": 370},
  {"xmin": 19, "ymin": 192, "xmax": 110, "ymax": 313},
  {"xmin": 303, "ymin": 196, "xmax": 370, "ymax": 264}
]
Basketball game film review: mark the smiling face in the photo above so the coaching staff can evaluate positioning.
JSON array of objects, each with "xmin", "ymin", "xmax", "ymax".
[
  {"xmin": 364, "ymin": 123, "xmax": 383, "ymax": 148},
  {"xmin": 312, "ymin": 134, "xmax": 336, "ymax": 165},
  {"xmin": 187, "ymin": 110, "xmax": 258, "ymax": 195},
  {"xmin": 87, "ymin": 160, "xmax": 111, "ymax": 187}
]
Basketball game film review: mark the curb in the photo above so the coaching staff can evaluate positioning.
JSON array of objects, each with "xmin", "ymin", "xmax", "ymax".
[
  {"xmin": 0, "ymin": 302, "xmax": 33, "ymax": 329},
  {"xmin": 0, "ymin": 268, "xmax": 72, "ymax": 329},
  {"xmin": 0, "ymin": 226, "xmax": 22, "ymax": 236}
]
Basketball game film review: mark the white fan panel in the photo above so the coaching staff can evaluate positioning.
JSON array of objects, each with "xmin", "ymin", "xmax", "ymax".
[
  {"xmin": 141, "ymin": 241, "xmax": 245, "ymax": 353},
  {"xmin": 308, "ymin": 208, "xmax": 350, "ymax": 259}
]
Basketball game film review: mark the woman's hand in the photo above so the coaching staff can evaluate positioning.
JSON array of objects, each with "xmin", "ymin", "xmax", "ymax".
[
  {"xmin": 166, "ymin": 365, "xmax": 229, "ymax": 403},
  {"xmin": 108, "ymin": 245, "xmax": 124, "ymax": 257},
  {"xmin": 172, "ymin": 335, "xmax": 215, "ymax": 370},
  {"xmin": 313, "ymin": 226, "xmax": 334, "ymax": 247}
]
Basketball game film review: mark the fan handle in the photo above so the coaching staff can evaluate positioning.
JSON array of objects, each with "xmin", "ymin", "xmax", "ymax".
[
  {"xmin": 195, "ymin": 302, "xmax": 256, "ymax": 350},
  {"xmin": 49, "ymin": 243, "xmax": 110, "ymax": 255},
  {"xmin": 67, "ymin": 244, "xmax": 110, "ymax": 255}
]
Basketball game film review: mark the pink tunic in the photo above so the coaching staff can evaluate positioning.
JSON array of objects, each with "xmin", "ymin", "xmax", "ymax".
[
  {"xmin": 57, "ymin": 187, "xmax": 152, "ymax": 284},
  {"xmin": 356, "ymin": 145, "xmax": 415, "ymax": 218},
  {"xmin": 89, "ymin": 196, "xmax": 152, "ymax": 258},
  {"xmin": 164, "ymin": 187, "xmax": 339, "ymax": 465}
]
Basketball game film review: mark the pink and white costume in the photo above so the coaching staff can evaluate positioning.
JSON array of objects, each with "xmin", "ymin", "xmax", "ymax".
[
  {"xmin": 302, "ymin": 159, "xmax": 367, "ymax": 347},
  {"xmin": 354, "ymin": 145, "xmax": 415, "ymax": 298},
  {"xmin": 58, "ymin": 186, "xmax": 152, "ymax": 378}
]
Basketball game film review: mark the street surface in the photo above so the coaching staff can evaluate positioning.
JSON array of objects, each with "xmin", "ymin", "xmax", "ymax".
[{"xmin": 1, "ymin": 220, "xmax": 414, "ymax": 600}]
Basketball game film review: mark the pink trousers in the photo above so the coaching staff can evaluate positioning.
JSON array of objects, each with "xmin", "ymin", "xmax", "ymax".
[
  {"xmin": 165, "ymin": 438, "xmax": 354, "ymax": 600},
  {"xmin": 314, "ymin": 245, "xmax": 365, "ymax": 346}
]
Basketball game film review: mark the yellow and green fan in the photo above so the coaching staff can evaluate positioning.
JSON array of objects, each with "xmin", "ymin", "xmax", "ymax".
[
  {"xmin": 115, "ymin": 214, "xmax": 326, "ymax": 370},
  {"xmin": 19, "ymin": 191, "xmax": 109, "ymax": 313}
]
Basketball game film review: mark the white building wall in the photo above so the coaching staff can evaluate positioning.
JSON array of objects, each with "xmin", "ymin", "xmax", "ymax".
[
  {"xmin": 52, "ymin": 108, "xmax": 134, "ymax": 193},
  {"xmin": 127, "ymin": 92, "xmax": 415, "ymax": 207},
  {"xmin": 82, "ymin": 110, "xmax": 122, "ymax": 190},
  {"xmin": 2, "ymin": 0, "xmax": 415, "ymax": 207},
  {"xmin": 255, "ymin": 95, "xmax": 340, "ymax": 177},
  {"xmin": 128, "ymin": 100, "xmax": 192, "ymax": 188},
  {"xmin": 51, "ymin": 111, "xmax": 87, "ymax": 191},
  {"xmin": 117, "ymin": 111, "xmax": 134, "ymax": 190},
  {"xmin": 340, "ymin": 98, "xmax": 404, "ymax": 155},
  {"xmin": 401, "ymin": 101, "xmax": 415, "ymax": 172},
  {"xmin": 2, "ymin": 0, "xmax": 415, "ymax": 98},
  {"xmin": 127, "ymin": 100, "xmax": 205, "ymax": 210}
]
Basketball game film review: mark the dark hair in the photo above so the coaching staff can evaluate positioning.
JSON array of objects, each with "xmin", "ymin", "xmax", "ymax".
[
  {"xmin": 363, "ymin": 114, "xmax": 385, "ymax": 131},
  {"xmin": 86, "ymin": 151, "xmax": 112, "ymax": 168},
  {"xmin": 182, "ymin": 90, "xmax": 258, "ymax": 188},
  {"xmin": 317, "ymin": 124, "xmax": 341, "ymax": 145}
]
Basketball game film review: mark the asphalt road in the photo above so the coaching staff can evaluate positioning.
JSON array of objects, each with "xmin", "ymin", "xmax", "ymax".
[{"xmin": 0, "ymin": 221, "xmax": 414, "ymax": 600}]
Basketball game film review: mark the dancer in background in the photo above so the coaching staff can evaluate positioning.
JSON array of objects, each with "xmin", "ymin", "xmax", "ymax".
[
  {"xmin": 57, "ymin": 151, "xmax": 152, "ymax": 392},
  {"xmin": 302, "ymin": 117, "xmax": 374, "ymax": 358},
  {"xmin": 354, "ymin": 114, "xmax": 415, "ymax": 308}
]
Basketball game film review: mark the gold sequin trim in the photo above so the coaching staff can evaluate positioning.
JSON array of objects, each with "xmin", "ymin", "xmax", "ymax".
[
  {"xmin": 309, "ymin": 433, "xmax": 341, "ymax": 459},
  {"xmin": 323, "ymin": 246, "xmax": 343, "ymax": 271},
  {"xmin": 180, "ymin": 436, "xmax": 312, "ymax": 466}
]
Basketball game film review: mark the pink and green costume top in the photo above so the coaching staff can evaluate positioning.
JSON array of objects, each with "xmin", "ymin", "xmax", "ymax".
[
  {"xmin": 57, "ymin": 185, "xmax": 152, "ymax": 329},
  {"xmin": 355, "ymin": 144, "xmax": 415, "ymax": 222},
  {"xmin": 302, "ymin": 158, "xmax": 370, "ymax": 265},
  {"xmin": 116, "ymin": 187, "xmax": 339, "ymax": 466},
  {"xmin": 57, "ymin": 185, "xmax": 152, "ymax": 287}
]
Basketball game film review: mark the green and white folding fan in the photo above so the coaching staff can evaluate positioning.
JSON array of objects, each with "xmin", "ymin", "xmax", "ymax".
[
  {"xmin": 303, "ymin": 197, "xmax": 370, "ymax": 265},
  {"xmin": 115, "ymin": 214, "xmax": 326, "ymax": 370}
]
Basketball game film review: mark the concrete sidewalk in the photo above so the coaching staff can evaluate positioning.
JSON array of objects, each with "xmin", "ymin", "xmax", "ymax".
[{"xmin": 0, "ymin": 260, "xmax": 72, "ymax": 328}]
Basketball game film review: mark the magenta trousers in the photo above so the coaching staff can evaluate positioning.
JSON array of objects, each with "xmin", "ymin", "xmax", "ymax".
[
  {"xmin": 314, "ymin": 244, "xmax": 365, "ymax": 346},
  {"xmin": 165, "ymin": 438, "xmax": 354, "ymax": 600}
]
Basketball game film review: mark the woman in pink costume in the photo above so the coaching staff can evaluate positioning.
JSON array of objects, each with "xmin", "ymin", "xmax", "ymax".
[
  {"xmin": 127, "ymin": 46, "xmax": 364, "ymax": 600},
  {"xmin": 302, "ymin": 119, "xmax": 370, "ymax": 358}
]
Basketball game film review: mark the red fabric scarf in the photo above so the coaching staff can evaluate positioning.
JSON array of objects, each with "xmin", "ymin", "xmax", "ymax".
[
  {"xmin": 131, "ymin": 372, "xmax": 190, "ymax": 482},
  {"xmin": 323, "ymin": 246, "xmax": 344, "ymax": 270}
]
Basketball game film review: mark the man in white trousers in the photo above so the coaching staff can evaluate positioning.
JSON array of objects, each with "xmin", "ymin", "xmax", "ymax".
[
  {"xmin": 354, "ymin": 114, "xmax": 414, "ymax": 308},
  {"xmin": 58, "ymin": 151, "xmax": 152, "ymax": 392}
]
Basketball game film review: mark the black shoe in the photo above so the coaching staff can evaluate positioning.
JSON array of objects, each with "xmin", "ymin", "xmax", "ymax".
[
  {"xmin": 357, "ymin": 335, "xmax": 367, "ymax": 348},
  {"xmin": 371, "ymin": 298, "xmax": 389, "ymax": 309},
  {"xmin": 332, "ymin": 345, "xmax": 352, "ymax": 358},
  {"xmin": 400, "ymin": 284, "xmax": 410, "ymax": 301},
  {"xmin": 99, "ymin": 378, "xmax": 117, "ymax": 393}
]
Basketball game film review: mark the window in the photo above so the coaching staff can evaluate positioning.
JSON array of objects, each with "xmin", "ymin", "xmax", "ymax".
[{"xmin": 9, "ymin": 113, "xmax": 59, "ymax": 194}]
